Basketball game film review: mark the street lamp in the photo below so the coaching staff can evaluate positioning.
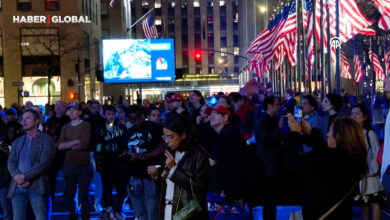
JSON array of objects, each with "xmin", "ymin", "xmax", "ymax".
[{"xmin": 259, "ymin": 6, "xmax": 267, "ymax": 13}]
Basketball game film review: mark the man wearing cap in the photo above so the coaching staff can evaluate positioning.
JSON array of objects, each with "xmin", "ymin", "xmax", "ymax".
[
  {"xmin": 168, "ymin": 94, "xmax": 196, "ymax": 137},
  {"xmin": 208, "ymin": 105, "xmax": 247, "ymax": 205},
  {"xmin": 58, "ymin": 102, "xmax": 92, "ymax": 220}
]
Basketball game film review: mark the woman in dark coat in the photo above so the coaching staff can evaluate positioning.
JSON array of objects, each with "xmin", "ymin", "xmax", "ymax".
[
  {"xmin": 147, "ymin": 115, "xmax": 210, "ymax": 220},
  {"xmin": 285, "ymin": 115, "xmax": 367, "ymax": 219}
]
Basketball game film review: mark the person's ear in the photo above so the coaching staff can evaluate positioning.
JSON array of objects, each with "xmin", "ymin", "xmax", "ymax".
[
  {"xmin": 223, "ymin": 114, "xmax": 229, "ymax": 122},
  {"xmin": 180, "ymin": 132, "xmax": 187, "ymax": 140}
]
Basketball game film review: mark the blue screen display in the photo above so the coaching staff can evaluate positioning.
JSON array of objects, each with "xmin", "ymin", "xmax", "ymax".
[{"xmin": 103, "ymin": 39, "xmax": 175, "ymax": 83}]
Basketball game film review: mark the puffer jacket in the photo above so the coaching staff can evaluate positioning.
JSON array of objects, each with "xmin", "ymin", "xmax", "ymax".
[{"xmin": 158, "ymin": 138, "xmax": 210, "ymax": 220}]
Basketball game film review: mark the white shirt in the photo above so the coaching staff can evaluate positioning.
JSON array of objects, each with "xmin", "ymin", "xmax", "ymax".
[
  {"xmin": 164, "ymin": 151, "xmax": 185, "ymax": 220},
  {"xmin": 381, "ymin": 111, "xmax": 390, "ymax": 181}
]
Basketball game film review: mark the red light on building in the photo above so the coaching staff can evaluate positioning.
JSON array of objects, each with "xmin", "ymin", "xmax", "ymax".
[
  {"xmin": 208, "ymin": 33, "xmax": 212, "ymax": 37},
  {"xmin": 207, "ymin": 17, "xmax": 211, "ymax": 21},
  {"xmin": 68, "ymin": 92, "xmax": 76, "ymax": 100}
]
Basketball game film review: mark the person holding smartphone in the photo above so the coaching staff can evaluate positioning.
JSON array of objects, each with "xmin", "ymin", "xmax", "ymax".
[{"xmin": 147, "ymin": 115, "xmax": 210, "ymax": 220}]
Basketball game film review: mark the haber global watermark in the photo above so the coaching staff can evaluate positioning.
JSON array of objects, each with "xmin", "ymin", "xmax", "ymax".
[{"xmin": 13, "ymin": 15, "xmax": 91, "ymax": 24}]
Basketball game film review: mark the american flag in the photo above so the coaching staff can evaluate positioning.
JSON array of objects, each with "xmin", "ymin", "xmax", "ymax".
[
  {"xmin": 246, "ymin": 0, "xmax": 297, "ymax": 69},
  {"xmin": 142, "ymin": 14, "xmax": 158, "ymax": 39},
  {"xmin": 369, "ymin": 42, "xmax": 385, "ymax": 80},
  {"xmin": 315, "ymin": 0, "xmax": 375, "ymax": 59},
  {"xmin": 353, "ymin": 44, "xmax": 363, "ymax": 83},
  {"xmin": 385, "ymin": 39, "xmax": 390, "ymax": 76},
  {"xmin": 341, "ymin": 51, "xmax": 352, "ymax": 79},
  {"xmin": 302, "ymin": 0, "xmax": 314, "ymax": 69},
  {"xmin": 327, "ymin": 0, "xmax": 375, "ymax": 42},
  {"xmin": 372, "ymin": 0, "xmax": 390, "ymax": 30},
  {"xmin": 248, "ymin": 53, "xmax": 270, "ymax": 77}
]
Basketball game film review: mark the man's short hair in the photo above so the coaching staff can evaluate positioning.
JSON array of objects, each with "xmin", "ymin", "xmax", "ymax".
[
  {"xmin": 23, "ymin": 109, "xmax": 40, "ymax": 121},
  {"xmin": 229, "ymin": 92, "xmax": 243, "ymax": 103},
  {"xmin": 128, "ymin": 104, "xmax": 143, "ymax": 115},
  {"xmin": 264, "ymin": 95, "xmax": 276, "ymax": 111},
  {"xmin": 147, "ymin": 105, "xmax": 160, "ymax": 116},
  {"xmin": 103, "ymin": 105, "xmax": 116, "ymax": 114},
  {"xmin": 302, "ymin": 95, "xmax": 318, "ymax": 111},
  {"xmin": 285, "ymin": 88, "xmax": 294, "ymax": 97}
]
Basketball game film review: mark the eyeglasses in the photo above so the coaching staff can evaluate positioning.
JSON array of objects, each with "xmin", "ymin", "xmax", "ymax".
[{"xmin": 162, "ymin": 134, "xmax": 177, "ymax": 141}]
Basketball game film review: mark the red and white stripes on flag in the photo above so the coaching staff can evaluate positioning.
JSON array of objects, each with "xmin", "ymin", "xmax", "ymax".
[
  {"xmin": 354, "ymin": 54, "xmax": 363, "ymax": 83},
  {"xmin": 302, "ymin": 0, "xmax": 314, "ymax": 68},
  {"xmin": 314, "ymin": 0, "xmax": 375, "ymax": 62},
  {"xmin": 142, "ymin": 14, "xmax": 158, "ymax": 39},
  {"xmin": 246, "ymin": 0, "xmax": 297, "ymax": 71},
  {"xmin": 369, "ymin": 48, "xmax": 385, "ymax": 80},
  {"xmin": 372, "ymin": 0, "xmax": 390, "ymax": 30},
  {"xmin": 248, "ymin": 53, "xmax": 271, "ymax": 77},
  {"xmin": 327, "ymin": 0, "xmax": 375, "ymax": 43},
  {"xmin": 385, "ymin": 49, "xmax": 390, "ymax": 76},
  {"xmin": 341, "ymin": 52, "xmax": 352, "ymax": 79}
]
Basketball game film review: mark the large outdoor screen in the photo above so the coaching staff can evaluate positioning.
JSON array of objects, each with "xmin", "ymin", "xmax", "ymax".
[{"xmin": 103, "ymin": 39, "xmax": 175, "ymax": 83}]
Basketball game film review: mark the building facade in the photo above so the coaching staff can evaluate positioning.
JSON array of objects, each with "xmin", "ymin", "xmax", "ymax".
[{"xmin": 0, "ymin": 0, "xmax": 102, "ymax": 107}]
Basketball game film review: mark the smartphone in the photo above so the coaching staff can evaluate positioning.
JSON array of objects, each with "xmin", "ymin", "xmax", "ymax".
[{"xmin": 295, "ymin": 106, "xmax": 303, "ymax": 123}]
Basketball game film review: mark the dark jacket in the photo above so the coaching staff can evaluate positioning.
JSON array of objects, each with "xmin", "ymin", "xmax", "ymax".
[
  {"xmin": 236, "ymin": 102, "xmax": 257, "ymax": 140},
  {"xmin": 255, "ymin": 113, "xmax": 284, "ymax": 177},
  {"xmin": 7, "ymin": 132, "xmax": 56, "ymax": 198},
  {"xmin": 158, "ymin": 138, "xmax": 210, "ymax": 220},
  {"xmin": 285, "ymin": 129, "xmax": 364, "ymax": 219}
]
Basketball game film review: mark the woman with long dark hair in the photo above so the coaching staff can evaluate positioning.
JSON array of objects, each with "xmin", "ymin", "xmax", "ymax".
[
  {"xmin": 147, "ymin": 115, "xmax": 210, "ymax": 220},
  {"xmin": 351, "ymin": 104, "xmax": 385, "ymax": 220},
  {"xmin": 286, "ymin": 115, "xmax": 368, "ymax": 219}
]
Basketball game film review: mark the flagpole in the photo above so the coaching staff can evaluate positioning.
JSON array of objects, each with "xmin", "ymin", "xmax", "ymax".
[
  {"xmin": 335, "ymin": 0, "xmax": 340, "ymax": 94},
  {"xmin": 296, "ymin": 2, "xmax": 301, "ymax": 94},
  {"xmin": 313, "ymin": 0, "xmax": 317, "ymax": 94},
  {"xmin": 326, "ymin": 0, "xmax": 331, "ymax": 93},
  {"xmin": 129, "ymin": 8, "xmax": 154, "ymax": 29},
  {"xmin": 320, "ymin": 0, "xmax": 325, "ymax": 98}
]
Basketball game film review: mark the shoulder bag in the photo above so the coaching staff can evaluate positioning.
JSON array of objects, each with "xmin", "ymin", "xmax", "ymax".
[{"xmin": 173, "ymin": 178, "xmax": 203, "ymax": 220}]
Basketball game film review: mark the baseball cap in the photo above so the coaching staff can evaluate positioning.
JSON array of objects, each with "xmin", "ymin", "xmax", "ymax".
[
  {"xmin": 206, "ymin": 105, "xmax": 231, "ymax": 118},
  {"xmin": 67, "ymin": 102, "xmax": 82, "ymax": 111},
  {"xmin": 166, "ymin": 94, "xmax": 184, "ymax": 104}
]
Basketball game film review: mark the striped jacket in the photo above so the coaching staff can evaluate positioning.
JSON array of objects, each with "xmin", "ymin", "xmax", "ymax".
[{"xmin": 7, "ymin": 132, "xmax": 55, "ymax": 198}]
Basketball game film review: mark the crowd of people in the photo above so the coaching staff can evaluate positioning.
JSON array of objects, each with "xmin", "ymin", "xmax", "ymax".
[{"xmin": 0, "ymin": 88, "xmax": 388, "ymax": 220}]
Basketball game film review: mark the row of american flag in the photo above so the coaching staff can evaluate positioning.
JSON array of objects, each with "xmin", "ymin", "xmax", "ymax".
[{"xmin": 246, "ymin": 0, "xmax": 390, "ymax": 84}]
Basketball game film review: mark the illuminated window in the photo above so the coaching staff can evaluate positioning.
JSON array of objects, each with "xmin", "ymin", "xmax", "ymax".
[
  {"xmin": 45, "ymin": 0, "xmax": 59, "ymax": 10},
  {"xmin": 219, "ymin": 0, "xmax": 225, "ymax": 6},
  {"xmin": 17, "ymin": 0, "xmax": 31, "ymax": 10},
  {"xmin": 234, "ymin": 47, "xmax": 239, "ymax": 55},
  {"xmin": 194, "ymin": 0, "xmax": 200, "ymax": 7},
  {"xmin": 155, "ymin": 17, "xmax": 162, "ymax": 25},
  {"xmin": 155, "ymin": 0, "xmax": 161, "ymax": 8},
  {"xmin": 142, "ymin": 0, "xmax": 148, "ymax": 7},
  {"xmin": 101, "ymin": 2, "xmax": 109, "ymax": 17},
  {"xmin": 221, "ymin": 47, "xmax": 227, "ymax": 57}
]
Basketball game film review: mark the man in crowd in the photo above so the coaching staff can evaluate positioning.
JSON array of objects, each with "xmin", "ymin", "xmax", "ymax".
[
  {"xmin": 93, "ymin": 105, "xmax": 128, "ymax": 214},
  {"xmin": 58, "ymin": 103, "xmax": 92, "ymax": 220},
  {"xmin": 45, "ymin": 100, "xmax": 70, "ymax": 202},
  {"xmin": 8, "ymin": 109, "xmax": 56, "ymax": 220},
  {"xmin": 282, "ymin": 89, "xmax": 297, "ymax": 115},
  {"xmin": 160, "ymin": 92, "xmax": 175, "ymax": 124},
  {"xmin": 24, "ymin": 101, "xmax": 34, "ymax": 110},
  {"xmin": 188, "ymin": 90, "xmax": 205, "ymax": 121},
  {"xmin": 3, "ymin": 109, "xmax": 23, "ymax": 145},
  {"xmin": 255, "ymin": 96, "xmax": 284, "ymax": 220},
  {"xmin": 147, "ymin": 105, "xmax": 161, "ymax": 124},
  {"xmin": 208, "ymin": 105, "xmax": 247, "ymax": 206},
  {"xmin": 84, "ymin": 100, "xmax": 105, "ymax": 211},
  {"xmin": 125, "ymin": 105, "xmax": 166, "ymax": 220},
  {"xmin": 229, "ymin": 92, "xmax": 257, "ymax": 140}
]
